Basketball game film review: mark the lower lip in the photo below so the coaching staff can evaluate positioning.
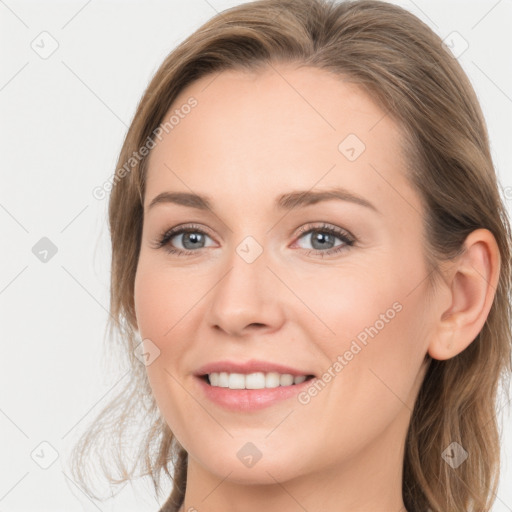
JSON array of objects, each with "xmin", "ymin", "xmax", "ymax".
[{"xmin": 195, "ymin": 376, "xmax": 315, "ymax": 411}]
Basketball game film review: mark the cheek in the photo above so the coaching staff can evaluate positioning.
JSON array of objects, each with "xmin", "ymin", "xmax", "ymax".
[
  {"xmin": 133, "ymin": 258, "xmax": 194, "ymax": 342},
  {"xmin": 303, "ymin": 249, "xmax": 430, "ymax": 411},
  {"xmin": 133, "ymin": 258, "xmax": 210, "ymax": 447},
  {"xmin": 323, "ymin": 270, "xmax": 427, "ymax": 422}
]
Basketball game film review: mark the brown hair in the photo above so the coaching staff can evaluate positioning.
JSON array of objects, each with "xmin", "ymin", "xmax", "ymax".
[{"xmin": 68, "ymin": 1, "xmax": 512, "ymax": 511}]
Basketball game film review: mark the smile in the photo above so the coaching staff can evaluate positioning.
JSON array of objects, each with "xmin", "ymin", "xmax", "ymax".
[
  {"xmin": 206, "ymin": 371, "xmax": 312, "ymax": 389},
  {"xmin": 195, "ymin": 373, "xmax": 316, "ymax": 411}
]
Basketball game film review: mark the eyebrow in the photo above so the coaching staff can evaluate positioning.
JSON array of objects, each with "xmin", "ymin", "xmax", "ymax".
[{"xmin": 147, "ymin": 186, "xmax": 379, "ymax": 214}]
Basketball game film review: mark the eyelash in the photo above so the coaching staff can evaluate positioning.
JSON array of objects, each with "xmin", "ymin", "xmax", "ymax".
[{"xmin": 153, "ymin": 222, "xmax": 356, "ymax": 258}]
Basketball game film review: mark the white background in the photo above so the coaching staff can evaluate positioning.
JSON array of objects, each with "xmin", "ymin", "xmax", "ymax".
[{"xmin": 1, "ymin": 0, "xmax": 511, "ymax": 510}]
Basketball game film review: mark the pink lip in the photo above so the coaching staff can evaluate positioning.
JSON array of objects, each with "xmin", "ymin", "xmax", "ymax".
[
  {"xmin": 194, "ymin": 359, "xmax": 314, "ymax": 377},
  {"xmin": 193, "ymin": 359, "xmax": 316, "ymax": 411},
  {"xmin": 194, "ymin": 374, "xmax": 315, "ymax": 412}
]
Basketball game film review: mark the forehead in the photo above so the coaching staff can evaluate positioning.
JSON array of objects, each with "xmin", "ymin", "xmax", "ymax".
[{"xmin": 144, "ymin": 64, "xmax": 419, "ymax": 221}]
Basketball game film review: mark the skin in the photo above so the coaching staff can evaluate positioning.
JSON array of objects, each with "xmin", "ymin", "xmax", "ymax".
[{"xmin": 133, "ymin": 64, "xmax": 500, "ymax": 512}]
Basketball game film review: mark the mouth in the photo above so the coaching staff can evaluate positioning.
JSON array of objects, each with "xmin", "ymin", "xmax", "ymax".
[
  {"xmin": 195, "ymin": 371, "xmax": 317, "ymax": 411},
  {"xmin": 193, "ymin": 359, "xmax": 318, "ymax": 410},
  {"xmin": 199, "ymin": 372, "xmax": 316, "ymax": 389}
]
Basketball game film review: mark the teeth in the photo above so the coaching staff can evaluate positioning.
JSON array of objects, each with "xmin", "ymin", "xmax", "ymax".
[
  {"xmin": 279, "ymin": 373, "xmax": 294, "ymax": 386},
  {"xmin": 246, "ymin": 372, "xmax": 265, "ymax": 389},
  {"xmin": 228, "ymin": 372, "xmax": 245, "ymax": 389},
  {"xmin": 207, "ymin": 372, "xmax": 309, "ymax": 389},
  {"xmin": 218, "ymin": 372, "xmax": 229, "ymax": 387}
]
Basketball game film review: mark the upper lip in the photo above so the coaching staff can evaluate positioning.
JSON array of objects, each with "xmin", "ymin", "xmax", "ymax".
[{"xmin": 194, "ymin": 359, "xmax": 315, "ymax": 377}]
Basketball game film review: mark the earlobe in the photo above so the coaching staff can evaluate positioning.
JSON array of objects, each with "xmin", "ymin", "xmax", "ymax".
[
  {"xmin": 428, "ymin": 330, "xmax": 455, "ymax": 361},
  {"xmin": 427, "ymin": 228, "xmax": 500, "ymax": 361}
]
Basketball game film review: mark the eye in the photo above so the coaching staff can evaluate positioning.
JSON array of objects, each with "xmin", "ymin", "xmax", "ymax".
[
  {"xmin": 153, "ymin": 223, "xmax": 216, "ymax": 256},
  {"xmin": 152, "ymin": 222, "xmax": 356, "ymax": 258},
  {"xmin": 293, "ymin": 222, "xmax": 355, "ymax": 257}
]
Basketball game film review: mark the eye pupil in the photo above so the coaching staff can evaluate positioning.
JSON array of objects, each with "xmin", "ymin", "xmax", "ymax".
[
  {"xmin": 183, "ymin": 232, "xmax": 204, "ymax": 249},
  {"xmin": 311, "ymin": 232, "xmax": 334, "ymax": 250}
]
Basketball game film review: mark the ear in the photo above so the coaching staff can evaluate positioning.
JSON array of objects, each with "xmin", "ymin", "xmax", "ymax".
[{"xmin": 428, "ymin": 228, "xmax": 501, "ymax": 360}]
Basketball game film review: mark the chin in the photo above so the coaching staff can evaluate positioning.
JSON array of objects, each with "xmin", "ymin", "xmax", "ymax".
[{"xmin": 192, "ymin": 445, "xmax": 303, "ymax": 484}]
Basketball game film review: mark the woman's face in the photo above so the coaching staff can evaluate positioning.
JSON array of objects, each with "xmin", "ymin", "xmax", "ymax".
[{"xmin": 134, "ymin": 64, "xmax": 435, "ymax": 485}]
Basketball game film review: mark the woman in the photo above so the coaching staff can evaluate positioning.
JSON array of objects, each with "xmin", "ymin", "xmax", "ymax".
[{"xmin": 69, "ymin": 0, "xmax": 512, "ymax": 510}]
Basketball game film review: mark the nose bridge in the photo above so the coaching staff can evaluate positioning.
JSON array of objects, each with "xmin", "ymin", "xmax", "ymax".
[
  {"xmin": 207, "ymin": 232, "xmax": 284, "ymax": 335},
  {"xmin": 219, "ymin": 233, "xmax": 270, "ymax": 307}
]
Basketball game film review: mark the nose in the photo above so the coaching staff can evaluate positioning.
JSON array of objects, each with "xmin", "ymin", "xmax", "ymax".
[{"xmin": 206, "ymin": 237, "xmax": 286, "ymax": 338}]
